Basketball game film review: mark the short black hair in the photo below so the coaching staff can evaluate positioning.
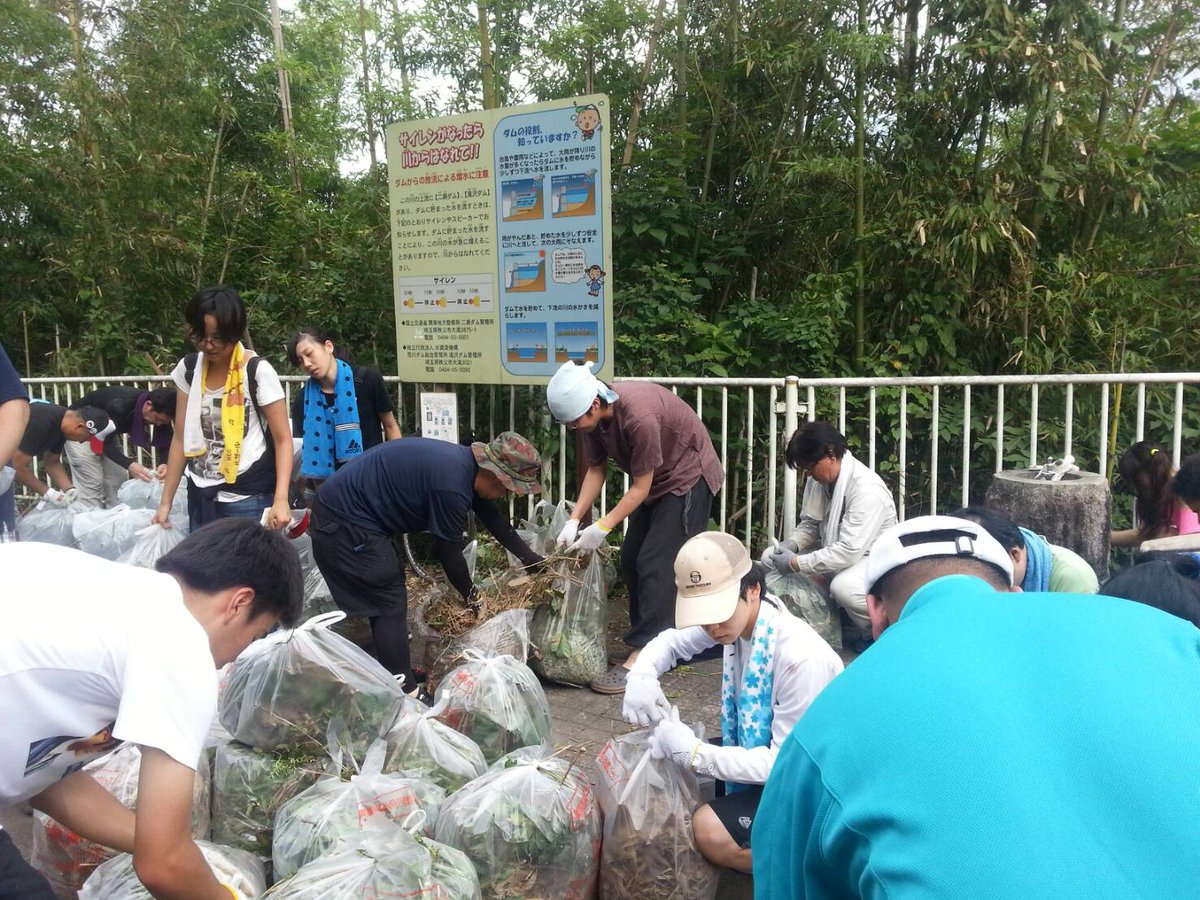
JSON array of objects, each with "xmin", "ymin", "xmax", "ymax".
[
  {"xmin": 156, "ymin": 519, "xmax": 303, "ymax": 627},
  {"xmin": 146, "ymin": 387, "xmax": 177, "ymax": 416},
  {"xmin": 1173, "ymin": 453, "xmax": 1200, "ymax": 504},
  {"xmin": 1101, "ymin": 559, "xmax": 1200, "ymax": 629},
  {"xmin": 740, "ymin": 562, "xmax": 767, "ymax": 599},
  {"xmin": 951, "ymin": 506, "xmax": 1024, "ymax": 554},
  {"xmin": 185, "ymin": 286, "xmax": 246, "ymax": 345},
  {"xmin": 786, "ymin": 421, "xmax": 848, "ymax": 470},
  {"xmin": 286, "ymin": 326, "xmax": 354, "ymax": 368}
]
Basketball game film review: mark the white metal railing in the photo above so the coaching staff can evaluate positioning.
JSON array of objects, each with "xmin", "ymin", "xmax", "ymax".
[{"xmin": 19, "ymin": 371, "xmax": 1200, "ymax": 543}]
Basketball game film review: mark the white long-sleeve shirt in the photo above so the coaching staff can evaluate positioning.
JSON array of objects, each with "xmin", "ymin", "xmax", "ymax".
[
  {"xmin": 634, "ymin": 598, "xmax": 843, "ymax": 785},
  {"xmin": 790, "ymin": 457, "xmax": 897, "ymax": 576}
]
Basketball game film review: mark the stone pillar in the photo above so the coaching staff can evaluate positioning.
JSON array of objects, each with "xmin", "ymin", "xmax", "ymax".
[{"xmin": 984, "ymin": 470, "xmax": 1111, "ymax": 581}]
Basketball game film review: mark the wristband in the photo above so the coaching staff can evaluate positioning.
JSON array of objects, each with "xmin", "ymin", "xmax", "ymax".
[
  {"xmin": 224, "ymin": 886, "xmax": 240, "ymax": 900},
  {"xmin": 597, "ymin": 521, "xmax": 612, "ymax": 533},
  {"xmin": 688, "ymin": 741, "xmax": 701, "ymax": 770}
]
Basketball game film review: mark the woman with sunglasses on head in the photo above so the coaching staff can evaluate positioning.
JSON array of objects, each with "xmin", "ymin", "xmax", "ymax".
[
  {"xmin": 152, "ymin": 287, "xmax": 294, "ymax": 532},
  {"xmin": 287, "ymin": 327, "xmax": 400, "ymax": 502}
]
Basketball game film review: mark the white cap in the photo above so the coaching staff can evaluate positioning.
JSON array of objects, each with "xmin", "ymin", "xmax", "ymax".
[
  {"xmin": 545, "ymin": 361, "xmax": 619, "ymax": 423},
  {"xmin": 865, "ymin": 515, "xmax": 1015, "ymax": 593},
  {"xmin": 674, "ymin": 532, "xmax": 753, "ymax": 628}
]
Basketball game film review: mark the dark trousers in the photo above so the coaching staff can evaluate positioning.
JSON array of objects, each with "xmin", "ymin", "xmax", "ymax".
[
  {"xmin": 310, "ymin": 500, "xmax": 413, "ymax": 684},
  {"xmin": 622, "ymin": 478, "xmax": 714, "ymax": 648},
  {"xmin": 186, "ymin": 479, "xmax": 272, "ymax": 532},
  {"xmin": 0, "ymin": 829, "xmax": 55, "ymax": 900}
]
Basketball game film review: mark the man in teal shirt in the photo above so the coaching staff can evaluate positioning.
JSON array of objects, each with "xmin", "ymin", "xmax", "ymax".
[{"xmin": 753, "ymin": 515, "xmax": 1200, "ymax": 898}]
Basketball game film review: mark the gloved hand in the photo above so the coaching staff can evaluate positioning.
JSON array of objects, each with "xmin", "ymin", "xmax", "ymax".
[
  {"xmin": 128, "ymin": 462, "xmax": 155, "ymax": 482},
  {"xmin": 649, "ymin": 708, "xmax": 702, "ymax": 770},
  {"xmin": 759, "ymin": 539, "xmax": 799, "ymax": 566},
  {"xmin": 43, "ymin": 487, "xmax": 71, "ymax": 508},
  {"xmin": 570, "ymin": 522, "xmax": 611, "ymax": 553},
  {"xmin": 766, "ymin": 543, "xmax": 800, "ymax": 573},
  {"xmin": 555, "ymin": 518, "xmax": 580, "ymax": 549},
  {"xmin": 623, "ymin": 671, "xmax": 670, "ymax": 726}
]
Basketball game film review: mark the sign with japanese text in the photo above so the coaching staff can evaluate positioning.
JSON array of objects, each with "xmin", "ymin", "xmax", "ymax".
[{"xmin": 385, "ymin": 95, "xmax": 612, "ymax": 384}]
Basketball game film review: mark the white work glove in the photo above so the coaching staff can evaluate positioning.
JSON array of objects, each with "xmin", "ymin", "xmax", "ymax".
[
  {"xmin": 649, "ymin": 708, "xmax": 702, "ymax": 770},
  {"xmin": 623, "ymin": 670, "xmax": 671, "ymax": 726},
  {"xmin": 43, "ymin": 487, "xmax": 72, "ymax": 508},
  {"xmin": 555, "ymin": 518, "xmax": 580, "ymax": 549},
  {"xmin": 569, "ymin": 522, "xmax": 611, "ymax": 553},
  {"xmin": 759, "ymin": 538, "xmax": 799, "ymax": 566},
  {"xmin": 128, "ymin": 462, "xmax": 155, "ymax": 482},
  {"xmin": 766, "ymin": 543, "xmax": 800, "ymax": 573}
]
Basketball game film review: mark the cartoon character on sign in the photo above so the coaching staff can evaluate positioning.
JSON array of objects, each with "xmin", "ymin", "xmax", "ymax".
[
  {"xmin": 573, "ymin": 104, "xmax": 602, "ymax": 140},
  {"xmin": 585, "ymin": 264, "xmax": 605, "ymax": 297}
]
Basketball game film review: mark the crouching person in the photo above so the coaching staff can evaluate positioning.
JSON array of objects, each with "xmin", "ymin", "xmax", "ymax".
[
  {"xmin": 622, "ymin": 531, "xmax": 843, "ymax": 873},
  {"xmin": 0, "ymin": 519, "xmax": 302, "ymax": 899}
]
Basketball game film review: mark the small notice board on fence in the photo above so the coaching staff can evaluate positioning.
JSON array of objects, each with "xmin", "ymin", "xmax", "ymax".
[
  {"xmin": 419, "ymin": 392, "xmax": 459, "ymax": 444},
  {"xmin": 385, "ymin": 95, "xmax": 613, "ymax": 385}
]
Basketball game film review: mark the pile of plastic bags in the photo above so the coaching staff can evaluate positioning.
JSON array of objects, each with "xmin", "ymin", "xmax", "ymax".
[
  {"xmin": 79, "ymin": 841, "xmax": 265, "ymax": 899},
  {"xmin": 383, "ymin": 698, "xmax": 488, "ymax": 792}
]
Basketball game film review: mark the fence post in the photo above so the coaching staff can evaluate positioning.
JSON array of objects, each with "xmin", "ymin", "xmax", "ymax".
[{"xmin": 782, "ymin": 376, "xmax": 800, "ymax": 536}]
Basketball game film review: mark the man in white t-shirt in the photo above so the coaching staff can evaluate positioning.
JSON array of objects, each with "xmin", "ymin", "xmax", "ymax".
[
  {"xmin": 622, "ymin": 532, "xmax": 844, "ymax": 874},
  {"xmin": 0, "ymin": 519, "xmax": 302, "ymax": 899}
]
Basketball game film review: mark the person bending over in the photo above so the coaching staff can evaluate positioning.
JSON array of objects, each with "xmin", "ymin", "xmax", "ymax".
[{"xmin": 953, "ymin": 505, "xmax": 1098, "ymax": 593}]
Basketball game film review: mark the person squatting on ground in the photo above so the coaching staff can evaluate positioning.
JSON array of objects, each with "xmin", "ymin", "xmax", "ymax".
[
  {"xmin": 9, "ymin": 402, "xmax": 111, "ymax": 512},
  {"xmin": 154, "ymin": 287, "xmax": 294, "ymax": 533},
  {"xmin": 308, "ymin": 433, "xmax": 545, "ymax": 702},
  {"xmin": 0, "ymin": 519, "xmax": 302, "ymax": 899},
  {"xmin": 761, "ymin": 422, "xmax": 897, "ymax": 639},
  {"xmin": 287, "ymin": 326, "xmax": 401, "ymax": 504},
  {"xmin": 752, "ymin": 515, "xmax": 1200, "ymax": 898},
  {"xmin": 0, "ymin": 343, "xmax": 30, "ymax": 535},
  {"xmin": 545, "ymin": 361, "xmax": 724, "ymax": 695},
  {"xmin": 1110, "ymin": 441, "xmax": 1200, "ymax": 547},
  {"xmin": 64, "ymin": 386, "xmax": 175, "ymax": 508},
  {"xmin": 621, "ymin": 532, "xmax": 842, "ymax": 874},
  {"xmin": 952, "ymin": 504, "xmax": 1098, "ymax": 593}
]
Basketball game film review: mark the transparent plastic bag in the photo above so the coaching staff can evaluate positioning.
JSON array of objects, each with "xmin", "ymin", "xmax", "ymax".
[
  {"xmin": 433, "ymin": 745, "xmax": 601, "ymax": 900},
  {"xmin": 211, "ymin": 741, "xmax": 325, "ymax": 876},
  {"xmin": 301, "ymin": 567, "xmax": 337, "ymax": 620},
  {"xmin": 219, "ymin": 612, "xmax": 406, "ymax": 754},
  {"xmin": 595, "ymin": 730, "xmax": 720, "ymax": 900},
  {"xmin": 117, "ymin": 523, "xmax": 186, "ymax": 568},
  {"xmin": 266, "ymin": 828, "xmax": 480, "ymax": 899},
  {"xmin": 78, "ymin": 841, "xmax": 265, "ymax": 898},
  {"xmin": 116, "ymin": 478, "xmax": 188, "ymax": 518},
  {"xmin": 0, "ymin": 465, "xmax": 14, "ymax": 494},
  {"xmin": 16, "ymin": 500, "xmax": 90, "ymax": 545},
  {"xmin": 766, "ymin": 569, "xmax": 842, "ymax": 651},
  {"xmin": 73, "ymin": 504, "xmax": 156, "ymax": 560},
  {"xmin": 434, "ymin": 653, "xmax": 552, "ymax": 765},
  {"xmin": 530, "ymin": 553, "xmax": 607, "ymax": 686},
  {"xmin": 33, "ymin": 745, "xmax": 211, "ymax": 898},
  {"xmin": 383, "ymin": 699, "xmax": 488, "ymax": 793},
  {"xmin": 271, "ymin": 740, "xmax": 445, "ymax": 882}
]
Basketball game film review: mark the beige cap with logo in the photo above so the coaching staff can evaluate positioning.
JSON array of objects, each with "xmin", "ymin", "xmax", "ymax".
[{"xmin": 674, "ymin": 531, "xmax": 753, "ymax": 628}]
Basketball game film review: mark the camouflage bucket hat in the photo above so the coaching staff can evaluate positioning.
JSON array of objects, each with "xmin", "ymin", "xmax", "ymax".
[{"xmin": 471, "ymin": 431, "xmax": 543, "ymax": 495}]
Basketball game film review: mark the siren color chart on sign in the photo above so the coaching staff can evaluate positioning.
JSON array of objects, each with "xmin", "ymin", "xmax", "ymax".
[{"xmin": 386, "ymin": 95, "xmax": 612, "ymax": 384}]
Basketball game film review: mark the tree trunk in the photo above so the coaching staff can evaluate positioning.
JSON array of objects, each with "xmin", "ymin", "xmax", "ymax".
[
  {"xmin": 477, "ymin": 0, "xmax": 497, "ymax": 109},
  {"xmin": 269, "ymin": 0, "xmax": 302, "ymax": 193},
  {"xmin": 357, "ymin": 0, "xmax": 378, "ymax": 168},
  {"xmin": 853, "ymin": 0, "xmax": 867, "ymax": 364},
  {"xmin": 620, "ymin": 0, "xmax": 670, "ymax": 168}
]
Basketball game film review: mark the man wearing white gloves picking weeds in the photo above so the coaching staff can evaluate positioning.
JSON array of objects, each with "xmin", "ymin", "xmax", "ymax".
[
  {"xmin": 622, "ymin": 531, "xmax": 842, "ymax": 873},
  {"xmin": 546, "ymin": 361, "xmax": 724, "ymax": 695}
]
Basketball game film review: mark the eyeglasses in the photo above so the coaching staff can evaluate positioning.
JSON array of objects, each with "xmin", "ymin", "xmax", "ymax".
[
  {"xmin": 565, "ymin": 409, "xmax": 592, "ymax": 431},
  {"xmin": 192, "ymin": 333, "xmax": 229, "ymax": 349}
]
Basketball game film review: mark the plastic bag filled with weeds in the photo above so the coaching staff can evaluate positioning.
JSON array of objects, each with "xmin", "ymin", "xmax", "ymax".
[
  {"xmin": 265, "ymin": 825, "xmax": 480, "ymax": 899},
  {"xmin": 211, "ymin": 741, "xmax": 325, "ymax": 878},
  {"xmin": 765, "ymin": 568, "xmax": 842, "ymax": 651},
  {"xmin": 271, "ymin": 738, "xmax": 445, "ymax": 882},
  {"xmin": 383, "ymin": 697, "xmax": 488, "ymax": 793},
  {"xmin": 434, "ymin": 653, "xmax": 552, "ymax": 765},
  {"xmin": 434, "ymin": 745, "xmax": 601, "ymax": 900},
  {"xmin": 300, "ymin": 567, "xmax": 337, "ymax": 620},
  {"xmin": 79, "ymin": 841, "xmax": 265, "ymax": 899},
  {"xmin": 32, "ymin": 745, "xmax": 210, "ymax": 899},
  {"xmin": 17, "ymin": 499, "xmax": 90, "ymax": 546},
  {"xmin": 73, "ymin": 504, "xmax": 156, "ymax": 560},
  {"xmin": 529, "ymin": 553, "xmax": 607, "ymax": 686},
  {"xmin": 117, "ymin": 523, "xmax": 186, "ymax": 568},
  {"xmin": 594, "ymin": 730, "xmax": 720, "ymax": 900},
  {"xmin": 219, "ymin": 612, "xmax": 405, "ymax": 754}
]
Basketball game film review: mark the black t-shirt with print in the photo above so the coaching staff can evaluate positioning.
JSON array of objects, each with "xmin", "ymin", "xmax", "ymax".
[{"xmin": 18, "ymin": 403, "xmax": 68, "ymax": 457}]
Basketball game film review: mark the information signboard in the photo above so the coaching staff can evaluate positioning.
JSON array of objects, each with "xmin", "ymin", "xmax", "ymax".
[{"xmin": 386, "ymin": 95, "xmax": 612, "ymax": 384}]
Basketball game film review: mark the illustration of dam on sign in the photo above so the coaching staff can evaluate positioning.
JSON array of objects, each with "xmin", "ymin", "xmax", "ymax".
[
  {"xmin": 503, "ymin": 250, "xmax": 547, "ymax": 292},
  {"xmin": 501, "ymin": 177, "xmax": 544, "ymax": 221},
  {"xmin": 554, "ymin": 321, "xmax": 599, "ymax": 363},
  {"xmin": 506, "ymin": 322, "xmax": 548, "ymax": 362},
  {"xmin": 551, "ymin": 171, "xmax": 597, "ymax": 217}
]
